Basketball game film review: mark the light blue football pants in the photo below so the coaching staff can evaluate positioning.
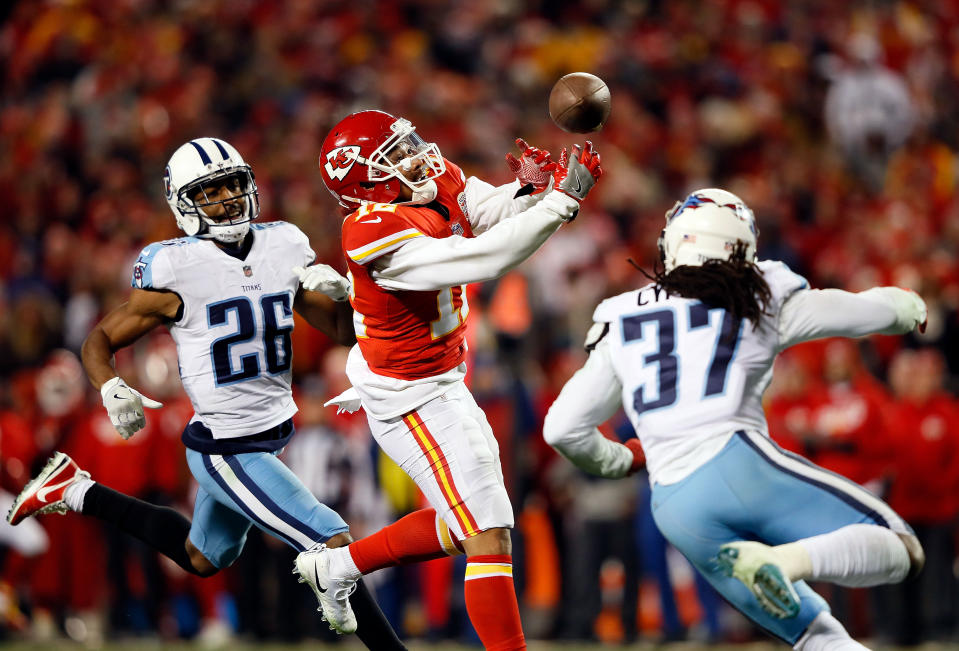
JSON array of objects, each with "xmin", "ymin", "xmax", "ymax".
[
  {"xmin": 650, "ymin": 430, "xmax": 911, "ymax": 644},
  {"xmin": 185, "ymin": 448, "xmax": 349, "ymax": 569}
]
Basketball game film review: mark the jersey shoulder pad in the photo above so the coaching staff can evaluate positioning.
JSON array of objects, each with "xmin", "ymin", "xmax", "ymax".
[
  {"xmin": 132, "ymin": 240, "xmax": 183, "ymax": 290},
  {"xmin": 254, "ymin": 221, "xmax": 315, "ymax": 265},
  {"xmin": 583, "ymin": 321, "xmax": 611, "ymax": 352},
  {"xmin": 442, "ymin": 158, "xmax": 466, "ymax": 185},
  {"xmin": 758, "ymin": 259, "xmax": 809, "ymax": 309},
  {"xmin": 591, "ymin": 285, "xmax": 652, "ymax": 324},
  {"xmin": 342, "ymin": 204, "xmax": 424, "ymax": 266},
  {"xmin": 433, "ymin": 160, "xmax": 467, "ymax": 210}
]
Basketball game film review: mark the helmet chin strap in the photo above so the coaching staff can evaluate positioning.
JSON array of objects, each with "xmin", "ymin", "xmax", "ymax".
[
  {"xmin": 206, "ymin": 220, "xmax": 250, "ymax": 243},
  {"xmin": 408, "ymin": 179, "xmax": 438, "ymax": 205}
]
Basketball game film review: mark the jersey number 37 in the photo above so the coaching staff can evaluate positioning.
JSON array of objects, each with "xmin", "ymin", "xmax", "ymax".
[{"xmin": 624, "ymin": 304, "xmax": 743, "ymax": 415}]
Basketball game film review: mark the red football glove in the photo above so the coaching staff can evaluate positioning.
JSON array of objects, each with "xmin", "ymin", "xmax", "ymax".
[
  {"xmin": 553, "ymin": 141, "xmax": 603, "ymax": 202},
  {"xmin": 505, "ymin": 138, "xmax": 555, "ymax": 193},
  {"xmin": 625, "ymin": 438, "xmax": 645, "ymax": 475}
]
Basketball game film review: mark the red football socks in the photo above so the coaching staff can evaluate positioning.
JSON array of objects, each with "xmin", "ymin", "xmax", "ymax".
[
  {"xmin": 348, "ymin": 508, "xmax": 463, "ymax": 574},
  {"xmin": 464, "ymin": 554, "xmax": 526, "ymax": 650}
]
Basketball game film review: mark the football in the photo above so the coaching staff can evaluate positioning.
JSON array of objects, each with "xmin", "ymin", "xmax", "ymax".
[{"xmin": 548, "ymin": 72, "xmax": 612, "ymax": 134}]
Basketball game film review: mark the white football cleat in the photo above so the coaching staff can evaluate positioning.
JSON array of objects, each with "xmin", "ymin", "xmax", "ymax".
[
  {"xmin": 7, "ymin": 452, "xmax": 90, "ymax": 526},
  {"xmin": 293, "ymin": 543, "xmax": 357, "ymax": 634},
  {"xmin": 717, "ymin": 540, "xmax": 801, "ymax": 619}
]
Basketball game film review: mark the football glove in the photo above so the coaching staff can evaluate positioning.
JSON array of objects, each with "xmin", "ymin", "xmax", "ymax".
[
  {"xmin": 553, "ymin": 141, "xmax": 603, "ymax": 203},
  {"xmin": 505, "ymin": 138, "xmax": 555, "ymax": 193},
  {"xmin": 293, "ymin": 264, "xmax": 351, "ymax": 302},
  {"xmin": 100, "ymin": 377, "xmax": 163, "ymax": 440},
  {"xmin": 625, "ymin": 438, "xmax": 645, "ymax": 475},
  {"xmin": 905, "ymin": 289, "xmax": 928, "ymax": 333}
]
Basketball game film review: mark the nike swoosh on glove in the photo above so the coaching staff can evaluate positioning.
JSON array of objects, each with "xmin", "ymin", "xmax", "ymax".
[
  {"xmin": 553, "ymin": 141, "xmax": 603, "ymax": 204},
  {"xmin": 293, "ymin": 264, "xmax": 351, "ymax": 302},
  {"xmin": 100, "ymin": 377, "xmax": 163, "ymax": 440}
]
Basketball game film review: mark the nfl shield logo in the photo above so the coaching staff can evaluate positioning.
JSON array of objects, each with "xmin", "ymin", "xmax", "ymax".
[{"xmin": 243, "ymin": 265, "xmax": 252, "ymax": 277}]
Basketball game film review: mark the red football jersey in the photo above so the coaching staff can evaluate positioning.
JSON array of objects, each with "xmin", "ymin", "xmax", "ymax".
[{"xmin": 342, "ymin": 160, "xmax": 476, "ymax": 380}]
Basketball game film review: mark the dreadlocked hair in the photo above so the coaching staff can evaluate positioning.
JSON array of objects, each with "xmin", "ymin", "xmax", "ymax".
[{"xmin": 641, "ymin": 241, "xmax": 772, "ymax": 328}]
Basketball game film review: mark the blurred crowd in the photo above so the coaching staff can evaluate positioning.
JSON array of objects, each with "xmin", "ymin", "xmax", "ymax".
[{"xmin": 1, "ymin": 0, "xmax": 958, "ymax": 646}]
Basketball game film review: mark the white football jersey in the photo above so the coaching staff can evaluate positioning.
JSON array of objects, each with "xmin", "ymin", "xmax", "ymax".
[
  {"xmin": 545, "ymin": 259, "xmax": 923, "ymax": 484},
  {"xmin": 132, "ymin": 222, "xmax": 314, "ymax": 438},
  {"xmin": 593, "ymin": 260, "xmax": 807, "ymax": 483}
]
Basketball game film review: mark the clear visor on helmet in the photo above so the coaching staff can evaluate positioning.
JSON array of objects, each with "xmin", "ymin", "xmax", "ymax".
[
  {"xmin": 367, "ymin": 119, "xmax": 446, "ymax": 189},
  {"xmin": 180, "ymin": 168, "xmax": 257, "ymax": 224}
]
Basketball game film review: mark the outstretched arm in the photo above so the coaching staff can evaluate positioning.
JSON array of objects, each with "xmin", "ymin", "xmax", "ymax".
[
  {"xmin": 293, "ymin": 288, "xmax": 356, "ymax": 347},
  {"xmin": 292, "ymin": 263, "xmax": 356, "ymax": 346},
  {"xmin": 371, "ymin": 191, "xmax": 579, "ymax": 290},
  {"xmin": 778, "ymin": 287, "xmax": 926, "ymax": 349},
  {"xmin": 362, "ymin": 142, "xmax": 602, "ymax": 291}
]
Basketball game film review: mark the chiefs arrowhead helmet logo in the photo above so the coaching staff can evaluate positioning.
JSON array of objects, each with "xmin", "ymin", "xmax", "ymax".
[{"xmin": 323, "ymin": 146, "xmax": 361, "ymax": 181}]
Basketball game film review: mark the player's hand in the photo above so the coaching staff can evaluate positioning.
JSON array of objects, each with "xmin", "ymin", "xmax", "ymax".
[
  {"xmin": 906, "ymin": 289, "xmax": 927, "ymax": 333},
  {"xmin": 100, "ymin": 377, "xmax": 163, "ymax": 440},
  {"xmin": 505, "ymin": 138, "xmax": 555, "ymax": 193},
  {"xmin": 293, "ymin": 264, "xmax": 351, "ymax": 302},
  {"xmin": 625, "ymin": 438, "xmax": 645, "ymax": 475},
  {"xmin": 553, "ymin": 141, "xmax": 602, "ymax": 203}
]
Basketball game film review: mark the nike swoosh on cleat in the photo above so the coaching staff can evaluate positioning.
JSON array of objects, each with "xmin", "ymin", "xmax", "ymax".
[
  {"xmin": 36, "ymin": 477, "xmax": 75, "ymax": 504},
  {"xmin": 315, "ymin": 559, "xmax": 327, "ymax": 593}
]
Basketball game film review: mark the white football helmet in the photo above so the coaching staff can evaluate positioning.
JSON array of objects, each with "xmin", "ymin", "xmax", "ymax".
[
  {"xmin": 164, "ymin": 138, "xmax": 260, "ymax": 243},
  {"xmin": 658, "ymin": 188, "xmax": 758, "ymax": 272}
]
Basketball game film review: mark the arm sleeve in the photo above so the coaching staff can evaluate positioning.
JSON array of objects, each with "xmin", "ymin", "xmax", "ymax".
[
  {"xmin": 464, "ymin": 176, "xmax": 549, "ymax": 234},
  {"xmin": 370, "ymin": 191, "xmax": 579, "ymax": 291},
  {"xmin": 542, "ymin": 335, "xmax": 635, "ymax": 479},
  {"xmin": 779, "ymin": 287, "xmax": 925, "ymax": 349}
]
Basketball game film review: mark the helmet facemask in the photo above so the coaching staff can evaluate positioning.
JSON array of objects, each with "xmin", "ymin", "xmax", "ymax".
[
  {"xmin": 176, "ymin": 167, "xmax": 259, "ymax": 243},
  {"xmin": 367, "ymin": 118, "xmax": 446, "ymax": 203},
  {"xmin": 353, "ymin": 119, "xmax": 445, "ymax": 206}
]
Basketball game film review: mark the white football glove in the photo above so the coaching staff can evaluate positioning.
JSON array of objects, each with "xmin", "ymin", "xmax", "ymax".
[
  {"xmin": 100, "ymin": 377, "xmax": 163, "ymax": 440},
  {"xmin": 293, "ymin": 264, "xmax": 351, "ymax": 302},
  {"xmin": 900, "ymin": 289, "xmax": 928, "ymax": 333},
  {"xmin": 866, "ymin": 287, "xmax": 928, "ymax": 334}
]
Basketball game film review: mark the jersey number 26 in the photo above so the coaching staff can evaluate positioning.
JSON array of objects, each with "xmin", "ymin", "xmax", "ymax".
[{"xmin": 207, "ymin": 293, "xmax": 293, "ymax": 386}]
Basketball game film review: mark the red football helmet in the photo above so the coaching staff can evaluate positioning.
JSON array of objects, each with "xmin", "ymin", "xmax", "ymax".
[{"xmin": 319, "ymin": 110, "xmax": 446, "ymax": 208}]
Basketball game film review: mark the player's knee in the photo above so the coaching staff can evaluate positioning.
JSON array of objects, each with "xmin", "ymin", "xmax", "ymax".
[
  {"xmin": 898, "ymin": 532, "xmax": 925, "ymax": 580},
  {"xmin": 186, "ymin": 540, "xmax": 219, "ymax": 577},
  {"xmin": 462, "ymin": 527, "xmax": 512, "ymax": 556},
  {"xmin": 325, "ymin": 531, "xmax": 354, "ymax": 549}
]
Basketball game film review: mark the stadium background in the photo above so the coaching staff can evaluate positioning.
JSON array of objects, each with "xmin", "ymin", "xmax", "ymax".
[{"xmin": 2, "ymin": 0, "xmax": 958, "ymax": 648}]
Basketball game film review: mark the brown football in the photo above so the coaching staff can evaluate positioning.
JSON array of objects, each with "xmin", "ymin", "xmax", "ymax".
[{"xmin": 548, "ymin": 72, "xmax": 611, "ymax": 134}]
